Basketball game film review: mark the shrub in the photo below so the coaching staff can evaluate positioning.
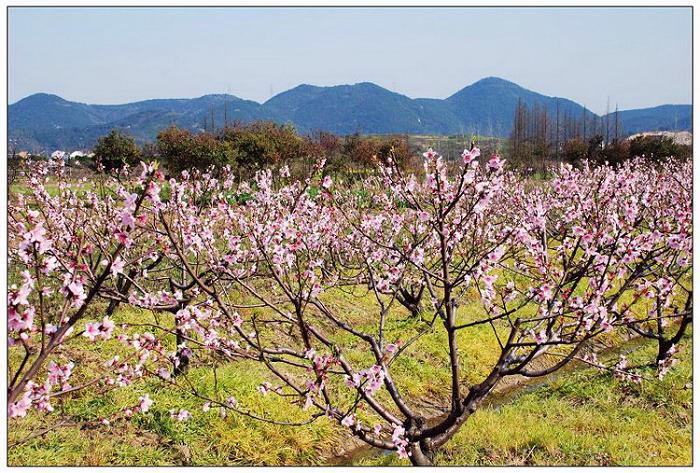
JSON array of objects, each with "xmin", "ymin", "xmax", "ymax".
[
  {"xmin": 628, "ymin": 135, "xmax": 692, "ymax": 161},
  {"xmin": 156, "ymin": 127, "xmax": 236, "ymax": 174},
  {"xmin": 93, "ymin": 130, "xmax": 141, "ymax": 171},
  {"xmin": 561, "ymin": 138, "xmax": 588, "ymax": 165}
]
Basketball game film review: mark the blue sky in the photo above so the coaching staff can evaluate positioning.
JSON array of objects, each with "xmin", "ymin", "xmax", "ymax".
[{"xmin": 9, "ymin": 7, "xmax": 692, "ymax": 114}]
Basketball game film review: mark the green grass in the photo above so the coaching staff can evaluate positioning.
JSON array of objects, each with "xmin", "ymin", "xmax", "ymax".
[
  {"xmin": 10, "ymin": 175, "xmax": 119, "ymax": 198},
  {"xmin": 8, "ymin": 287, "xmax": 500, "ymax": 466},
  {"xmin": 8, "ymin": 301, "xmax": 344, "ymax": 466},
  {"xmin": 357, "ymin": 334, "xmax": 692, "ymax": 466},
  {"xmin": 9, "ymin": 357, "xmax": 343, "ymax": 466},
  {"xmin": 9, "ymin": 292, "xmax": 691, "ymax": 466},
  {"xmin": 10, "ymin": 182, "xmax": 58, "ymax": 196},
  {"xmin": 7, "ymin": 270, "xmax": 692, "ymax": 466}
]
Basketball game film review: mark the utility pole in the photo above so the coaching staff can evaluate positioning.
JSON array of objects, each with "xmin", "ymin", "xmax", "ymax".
[
  {"xmin": 555, "ymin": 100, "xmax": 560, "ymax": 160},
  {"xmin": 224, "ymin": 99, "xmax": 228, "ymax": 128},
  {"xmin": 605, "ymin": 97, "xmax": 610, "ymax": 145},
  {"xmin": 541, "ymin": 106, "xmax": 548, "ymax": 174}
]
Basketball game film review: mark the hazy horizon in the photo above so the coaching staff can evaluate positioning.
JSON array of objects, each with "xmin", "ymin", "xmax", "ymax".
[{"xmin": 9, "ymin": 7, "xmax": 692, "ymax": 115}]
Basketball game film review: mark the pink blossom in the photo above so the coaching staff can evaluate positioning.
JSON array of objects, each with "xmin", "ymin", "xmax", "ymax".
[
  {"xmin": 120, "ymin": 210, "xmax": 136, "ymax": 230},
  {"xmin": 257, "ymin": 381, "xmax": 273, "ymax": 395},
  {"xmin": 8, "ymin": 395, "xmax": 32, "ymax": 418},
  {"xmin": 83, "ymin": 322, "xmax": 101, "ymax": 341},
  {"xmin": 422, "ymin": 148, "xmax": 438, "ymax": 160},
  {"xmin": 461, "ymin": 147, "xmax": 481, "ymax": 164},
  {"xmin": 62, "ymin": 280, "xmax": 87, "ymax": 308},
  {"xmin": 111, "ymin": 257, "xmax": 126, "ymax": 277},
  {"xmin": 385, "ymin": 342, "xmax": 399, "ymax": 354},
  {"xmin": 101, "ymin": 316, "xmax": 116, "ymax": 339},
  {"xmin": 170, "ymin": 409, "xmax": 192, "ymax": 422},
  {"xmin": 138, "ymin": 394, "xmax": 153, "ymax": 412},
  {"xmin": 341, "ymin": 414, "xmax": 356, "ymax": 428},
  {"xmin": 487, "ymin": 154, "xmax": 503, "ymax": 171}
]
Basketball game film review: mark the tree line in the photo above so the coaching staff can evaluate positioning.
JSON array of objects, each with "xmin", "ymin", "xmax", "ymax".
[
  {"xmin": 89, "ymin": 122, "xmax": 417, "ymax": 179},
  {"xmin": 11, "ymin": 110, "xmax": 690, "ymax": 182},
  {"xmin": 509, "ymin": 98, "xmax": 691, "ymax": 172}
]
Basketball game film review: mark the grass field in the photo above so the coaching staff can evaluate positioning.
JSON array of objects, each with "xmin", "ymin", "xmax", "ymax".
[
  {"xmin": 358, "ymin": 334, "xmax": 692, "ymax": 466},
  {"xmin": 8, "ymin": 290, "xmax": 692, "ymax": 466}
]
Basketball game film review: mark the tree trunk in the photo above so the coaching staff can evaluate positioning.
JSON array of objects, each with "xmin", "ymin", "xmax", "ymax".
[
  {"xmin": 657, "ymin": 313, "xmax": 692, "ymax": 363},
  {"xmin": 409, "ymin": 443, "xmax": 433, "ymax": 466},
  {"xmin": 173, "ymin": 328, "xmax": 190, "ymax": 376},
  {"xmin": 105, "ymin": 298, "xmax": 120, "ymax": 317},
  {"xmin": 657, "ymin": 338, "xmax": 673, "ymax": 364}
]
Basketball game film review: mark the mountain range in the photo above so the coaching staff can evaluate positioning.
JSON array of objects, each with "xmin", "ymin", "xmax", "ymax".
[{"xmin": 9, "ymin": 77, "xmax": 692, "ymax": 152}]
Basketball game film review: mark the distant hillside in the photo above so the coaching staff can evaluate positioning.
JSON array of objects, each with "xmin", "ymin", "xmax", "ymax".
[
  {"xmin": 9, "ymin": 92, "xmax": 270, "ymax": 150},
  {"xmin": 9, "ymin": 78, "xmax": 692, "ymax": 152},
  {"xmin": 264, "ymin": 83, "xmax": 462, "ymax": 135},
  {"xmin": 604, "ymin": 104, "xmax": 692, "ymax": 136},
  {"xmin": 445, "ymin": 77, "xmax": 589, "ymax": 137}
]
